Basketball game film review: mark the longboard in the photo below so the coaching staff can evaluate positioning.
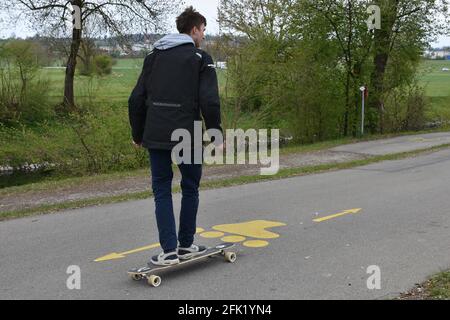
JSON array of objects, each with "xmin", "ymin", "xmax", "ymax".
[{"xmin": 128, "ymin": 243, "xmax": 237, "ymax": 287}]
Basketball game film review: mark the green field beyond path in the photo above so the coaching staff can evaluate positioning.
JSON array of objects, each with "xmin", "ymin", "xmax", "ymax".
[
  {"xmin": 39, "ymin": 58, "xmax": 450, "ymax": 120},
  {"xmin": 419, "ymin": 60, "xmax": 450, "ymax": 121}
]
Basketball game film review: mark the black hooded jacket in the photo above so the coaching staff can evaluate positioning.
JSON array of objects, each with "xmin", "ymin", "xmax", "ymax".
[{"xmin": 128, "ymin": 35, "xmax": 222, "ymax": 150}]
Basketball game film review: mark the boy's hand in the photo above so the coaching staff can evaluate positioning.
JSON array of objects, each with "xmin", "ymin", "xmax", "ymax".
[{"xmin": 132, "ymin": 140, "xmax": 143, "ymax": 148}]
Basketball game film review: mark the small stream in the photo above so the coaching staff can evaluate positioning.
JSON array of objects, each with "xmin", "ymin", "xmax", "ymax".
[{"xmin": 0, "ymin": 163, "xmax": 57, "ymax": 188}]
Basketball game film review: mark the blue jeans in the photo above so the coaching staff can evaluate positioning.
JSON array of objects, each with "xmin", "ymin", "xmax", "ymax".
[{"xmin": 149, "ymin": 149, "xmax": 202, "ymax": 253}]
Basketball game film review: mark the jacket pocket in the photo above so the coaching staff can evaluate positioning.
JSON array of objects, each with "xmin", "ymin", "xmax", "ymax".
[
  {"xmin": 144, "ymin": 100, "xmax": 195, "ymax": 144},
  {"xmin": 151, "ymin": 101, "xmax": 182, "ymax": 108}
]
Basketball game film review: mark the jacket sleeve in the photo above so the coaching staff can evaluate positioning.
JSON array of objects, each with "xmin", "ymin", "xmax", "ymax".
[
  {"xmin": 128, "ymin": 54, "xmax": 152, "ymax": 144},
  {"xmin": 199, "ymin": 53, "xmax": 223, "ymax": 133}
]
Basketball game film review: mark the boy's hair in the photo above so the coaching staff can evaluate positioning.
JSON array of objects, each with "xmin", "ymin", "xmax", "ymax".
[{"xmin": 176, "ymin": 6, "xmax": 207, "ymax": 34}]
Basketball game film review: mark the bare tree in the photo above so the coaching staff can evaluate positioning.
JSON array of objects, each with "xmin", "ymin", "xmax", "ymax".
[
  {"xmin": 1, "ymin": 0, "xmax": 180, "ymax": 111},
  {"xmin": 219, "ymin": 0, "xmax": 296, "ymax": 42}
]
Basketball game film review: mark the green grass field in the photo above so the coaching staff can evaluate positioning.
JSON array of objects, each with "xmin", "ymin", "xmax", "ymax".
[
  {"xmin": 38, "ymin": 58, "xmax": 450, "ymax": 119},
  {"xmin": 418, "ymin": 60, "xmax": 450, "ymax": 121},
  {"xmin": 419, "ymin": 60, "xmax": 450, "ymax": 97},
  {"xmin": 42, "ymin": 58, "xmax": 142, "ymax": 105},
  {"xmin": 41, "ymin": 58, "xmax": 228, "ymax": 107}
]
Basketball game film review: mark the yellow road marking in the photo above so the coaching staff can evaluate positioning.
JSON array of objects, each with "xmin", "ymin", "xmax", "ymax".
[
  {"xmin": 95, "ymin": 227, "xmax": 205, "ymax": 262},
  {"xmin": 313, "ymin": 208, "xmax": 362, "ymax": 223},
  {"xmin": 94, "ymin": 243, "xmax": 161, "ymax": 262},
  {"xmin": 95, "ymin": 220, "xmax": 287, "ymax": 262},
  {"xmin": 212, "ymin": 220, "xmax": 286, "ymax": 239},
  {"xmin": 243, "ymin": 240, "xmax": 269, "ymax": 248},
  {"xmin": 221, "ymin": 236, "xmax": 246, "ymax": 243},
  {"xmin": 200, "ymin": 231, "xmax": 225, "ymax": 238}
]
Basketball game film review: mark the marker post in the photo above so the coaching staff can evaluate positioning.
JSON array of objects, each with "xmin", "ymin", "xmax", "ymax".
[{"xmin": 360, "ymin": 86, "xmax": 367, "ymax": 136}]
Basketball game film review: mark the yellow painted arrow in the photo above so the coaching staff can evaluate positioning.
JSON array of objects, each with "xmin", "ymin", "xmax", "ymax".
[
  {"xmin": 313, "ymin": 208, "xmax": 362, "ymax": 223},
  {"xmin": 94, "ymin": 228, "xmax": 205, "ymax": 262},
  {"xmin": 94, "ymin": 243, "xmax": 161, "ymax": 262}
]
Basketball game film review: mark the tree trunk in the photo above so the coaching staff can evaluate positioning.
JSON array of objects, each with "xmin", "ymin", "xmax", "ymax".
[
  {"xmin": 63, "ymin": 17, "xmax": 82, "ymax": 111},
  {"xmin": 344, "ymin": 71, "xmax": 351, "ymax": 136},
  {"xmin": 343, "ymin": 0, "xmax": 353, "ymax": 137},
  {"xmin": 369, "ymin": 51, "xmax": 388, "ymax": 133},
  {"xmin": 368, "ymin": 0, "xmax": 399, "ymax": 134},
  {"xmin": 63, "ymin": 28, "xmax": 82, "ymax": 110}
]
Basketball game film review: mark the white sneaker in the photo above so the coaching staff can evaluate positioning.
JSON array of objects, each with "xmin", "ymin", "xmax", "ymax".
[
  {"xmin": 177, "ymin": 244, "xmax": 208, "ymax": 260},
  {"xmin": 149, "ymin": 251, "xmax": 180, "ymax": 266}
]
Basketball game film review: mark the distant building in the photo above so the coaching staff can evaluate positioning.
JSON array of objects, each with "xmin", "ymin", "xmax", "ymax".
[
  {"xmin": 98, "ymin": 44, "xmax": 125, "ymax": 55},
  {"xmin": 131, "ymin": 43, "xmax": 153, "ymax": 53},
  {"xmin": 424, "ymin": 48, "xmax": 450, "ymax": 60},
  {"xmin": 215, "ymin": 61, "xmax": 227, "ymax": 70},
  {"xmin": 97, "ymin": 42, "xmax": 153, "ymax": 57}
]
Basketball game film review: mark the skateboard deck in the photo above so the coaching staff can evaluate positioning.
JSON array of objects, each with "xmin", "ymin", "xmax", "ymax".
[{"xmin": 128, "ymin": 243, "xmax": 237, "ymax": 287}]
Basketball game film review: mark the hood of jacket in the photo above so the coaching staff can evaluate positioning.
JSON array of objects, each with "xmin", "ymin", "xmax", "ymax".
[{"xmin": 153, "ymin": 33, "xmax": 195, "ymax": 50}]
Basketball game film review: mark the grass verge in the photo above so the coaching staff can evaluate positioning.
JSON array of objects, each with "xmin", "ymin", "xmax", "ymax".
[
  {"xmin": 427, "ymin": 271, "xmax": 450, "ymax": 299},
  {"xmin": 399, "ymin": 270, "xmax": 450, "ymax": 300},
  {"xmin": 1, "ymin": 142, "xmax": 450, "ymax": 221}
]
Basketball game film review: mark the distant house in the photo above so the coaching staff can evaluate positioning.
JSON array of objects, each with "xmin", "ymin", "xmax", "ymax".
[
  {"xmin": 98, "ymin": 44, "xmax": 126, "ymax": 55},
  {"xmin": 425, "ymin": 48, "xmax": 450, "ymax": 60},
  {"xmin": 131, "ymin": 43, "xmax": 153, "ymax": 53},
  {"xmin": 215, "ymin": 61, "xmax": 227, "ymax": 70},
  {"xmin": 97, "ymin": 42, "xmax": 153, "ymax": 57}
]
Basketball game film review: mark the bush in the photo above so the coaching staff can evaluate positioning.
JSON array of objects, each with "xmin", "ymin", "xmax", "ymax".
[
  {"xmin": 67, "ymin": 105, "xmax": 147, "ymax": 173},
  {"xmin": 0, "ymin": 104, "xmax": 148, "ymax": 176},
  {"xmin": 383, "ymin": 84, "xmax": 429, "ymax": 132},
  {"xmin": 78, "ymin": 58, "xmax": 94, "ymax": 76},
  {"xmin": 0, "ymin": 40, "xmax": 52, "ymax": 124},
  {"xmin": 94, "ymin": 55, "xmax": 113, "ymax": 76},
  {"xmin": 226, "ymin": 36, "xmax": 345, "ymax": 143}
]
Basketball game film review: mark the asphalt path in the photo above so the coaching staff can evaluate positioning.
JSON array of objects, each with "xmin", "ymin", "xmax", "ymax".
[{"xmin": 1, "ymin": 146, "xmax": 450, "ymax": 300}]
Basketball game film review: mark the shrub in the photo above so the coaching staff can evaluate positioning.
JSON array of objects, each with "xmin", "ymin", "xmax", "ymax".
[
  {"xmin": 0, "ymin": 40, "xmax": 52, "ymax": 124},
  {"xmin": 94, "ymin": 55, "xmax": 113, "ymax": 76},
  {"xmin": 383, "ymin": 84, "xmax": 429, "ymax": 132},
  {"xmin": 0, "ymin": 104, "xmax": 148, "ymax": 177},
  {"xmin": 226, "ymin": 37, "xmax": 345, "ymax": 143}
]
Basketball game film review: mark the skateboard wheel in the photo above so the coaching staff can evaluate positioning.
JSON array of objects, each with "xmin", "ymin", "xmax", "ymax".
[
  {"xmin": 148, "ymin": 275, "xmax": 162, "ymax": 287},
  {"xmin": 131, "ymin": 274, "xmax": 142, "ymax": 281},
  {"xmin": 225, "ymin": 252, "xmax": 237, "ymax": 263}
]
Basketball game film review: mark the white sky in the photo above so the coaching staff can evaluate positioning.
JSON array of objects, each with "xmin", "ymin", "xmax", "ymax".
[
  {"xmin": 176, "ymin": 0, "xmax": 220, "ymax": 35},
  {"xmin": 0, "ymin": 0, "xmax": 449, "ymax": 47},
  {"xmin": 0, "ymin": 0, "xmax": 221, "ymax": 38}
]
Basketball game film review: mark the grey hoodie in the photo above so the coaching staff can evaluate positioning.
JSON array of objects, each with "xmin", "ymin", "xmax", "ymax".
[{"xmin": 153, "ymin": 33, "xmax": 195, "ymax": 51}]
